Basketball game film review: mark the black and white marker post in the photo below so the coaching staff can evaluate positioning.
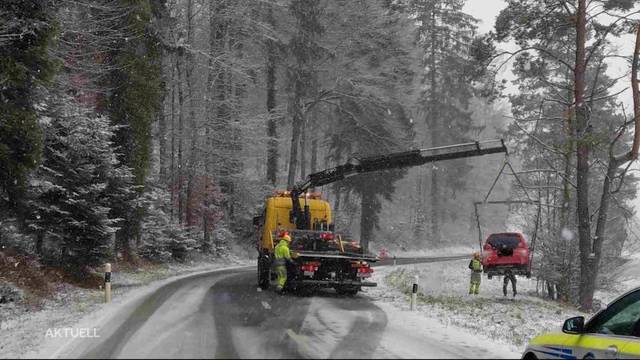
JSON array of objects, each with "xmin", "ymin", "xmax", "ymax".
[
  {"xmin": 104, "ymin": 263, "xmax": 111, "ymax": 303},
  {"xmin": 410, "ymin": 275, "xmax": 418, "ymax": 311}
]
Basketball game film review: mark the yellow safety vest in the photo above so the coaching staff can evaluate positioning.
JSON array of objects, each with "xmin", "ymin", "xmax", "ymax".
[
  {"xmin": 274, "ymin": 240, "xmax": 290, "ymax": 265},
  {"xmin": 470, "ymin": 259, "xmax": 482, "ymax": 272}
]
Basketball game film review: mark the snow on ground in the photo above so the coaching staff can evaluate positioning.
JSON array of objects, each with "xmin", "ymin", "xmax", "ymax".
[
  {"xmin": 0, "ymin": 257, "xmax": 252, "ymax": 359},
  {"xmin": 367, "ymin": 261, "xmax": 592, "ymax": 356},
  {"xmin": 595, "ymin": 252, "xmax": 640, "ymax": 304}
]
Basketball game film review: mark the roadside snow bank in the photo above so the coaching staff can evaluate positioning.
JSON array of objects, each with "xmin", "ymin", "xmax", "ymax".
[
  {"xmin": 0, "ymin": 257, "xmax": 252, "ymax": 359},
  {"xmin": 371, "ymin": 260, "xmax": 591, "ymax": 354}
]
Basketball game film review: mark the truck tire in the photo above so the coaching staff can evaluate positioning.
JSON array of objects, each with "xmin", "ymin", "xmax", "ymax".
[
  {"xmin": 335, "ymin": 285, "xmax": 359, "ymax": 296},
  {"xmin": 257, "ymin": 255, "xmax": 270, "ymax": 290}
]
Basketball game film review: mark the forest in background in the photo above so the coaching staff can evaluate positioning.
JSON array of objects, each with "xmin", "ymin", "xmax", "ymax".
[{"xmin": 2, "ymin": 0, "xmax": 640, "ymax": 311}]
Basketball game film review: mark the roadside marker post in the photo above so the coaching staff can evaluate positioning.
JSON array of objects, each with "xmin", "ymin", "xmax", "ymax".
[
  {"xmin": 104, "ymin": 263, "xmax": 111, "ymax": 303},
  {"xmin": 393, "ymin": 256, "xmax": 397, "ymax": 266},
  {"xmin": 410, "ymin": 275, "xmax": 418, "ymax": 311}
]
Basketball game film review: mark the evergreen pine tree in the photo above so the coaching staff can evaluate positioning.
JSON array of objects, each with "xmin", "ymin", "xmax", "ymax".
[
  {"xmin": 409, "ymin": 0, "xmax": 479, "ymax": 244},
  {"xmin": 28, "ymin": 96, "xmax": 133, "ymax": 274},
  {"xmin": 101, "ymin": 0, "xmax": 163, "ymax": 258},
  {"xmin": 325, "ymin": 1, "xmax": 416, "ymax": 251},
  {"xmin": 0, "ymin": 0, "xmax": 58, "ymax": 215}
]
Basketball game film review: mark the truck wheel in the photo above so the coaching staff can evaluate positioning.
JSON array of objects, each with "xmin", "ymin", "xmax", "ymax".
[
  {"xmin": 335, "ymin": 286, "xmax": 359, "ymax": 296},
  {"xmin": 257, "ymin": 256, "xmax": 270, "ymax": 290}
]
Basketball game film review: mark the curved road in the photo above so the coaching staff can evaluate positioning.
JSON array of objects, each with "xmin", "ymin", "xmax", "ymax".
[{"xmin": 52, "ymin": 257, "xmax": 504, "ymax": 359}]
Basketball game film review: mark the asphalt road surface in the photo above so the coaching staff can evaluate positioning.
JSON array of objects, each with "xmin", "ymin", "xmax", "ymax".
[{"xmin": 53, "ymin": 256, "xmax": 486, "ymax": 359}]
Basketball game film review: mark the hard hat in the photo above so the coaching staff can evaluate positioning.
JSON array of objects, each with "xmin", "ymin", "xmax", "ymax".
[
  {"xmin": 473, "ymin": 252, "xmax": 480, "ymax": 259},
  {"xmin": 282, "ymin": 234, "xmax": 291, "ymax": 242},
  {"xmin": 278, "ymin": 229, "xmax": 289, "ymax": 238}
]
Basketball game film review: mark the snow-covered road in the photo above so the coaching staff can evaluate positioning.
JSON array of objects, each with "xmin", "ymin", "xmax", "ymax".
[{"xmin": 37, "ymin": 263, "xmax": 519, "ymax": 359}]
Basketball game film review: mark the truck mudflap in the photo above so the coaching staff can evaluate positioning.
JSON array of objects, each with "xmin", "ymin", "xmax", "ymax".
[{"xmin": 297, "ymin": 279, "xmax": 377, "ymax": 287}]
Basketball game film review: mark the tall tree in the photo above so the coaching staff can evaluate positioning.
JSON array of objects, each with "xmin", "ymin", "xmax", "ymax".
[
  {"xmin": 102, "ymin": 0, "xmax": 163, "ymax": 258},
  {"xmin": 0, "ymin": 0, "xmax": 57, "ymax": 217},
  {"xmin": 29, "ymin": 96, "xmax": 132, "ymax": 275},
  {"xmin": 286, "ymin": 0, "xmax": 324, "ymax": 188},
  {"xmin": 409, "ymin": 0, "xmax": 480, "ymax": 244},
  {"xmin": 496, "ymin": 0, "xmax": 640, "ymax": 308},
  {"xmin": 323, "ymin": 0, "xmax": 416, "ymax": 251},
  {"xmin": 264, "ymin": 2, "xmax": 281, "ymax": 186}
]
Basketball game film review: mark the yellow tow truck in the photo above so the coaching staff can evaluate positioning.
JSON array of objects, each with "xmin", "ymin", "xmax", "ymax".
[{"xmin": 254, "ymin": 140, "xmax": 508, "ymax": 295}]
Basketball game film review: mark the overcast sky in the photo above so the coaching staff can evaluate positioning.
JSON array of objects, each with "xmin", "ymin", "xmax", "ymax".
[{"xmin": 463, "ymin": 0, "xmax": 504, "ymax": 33}]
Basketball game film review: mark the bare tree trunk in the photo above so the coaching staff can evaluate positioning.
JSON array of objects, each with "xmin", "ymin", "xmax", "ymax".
[
  {"xmin": 185, "ymin": 0, "xmax": 198, "ymax": 227},
  {"xmin": 265, "ymin": 5, "xmax": 279, "ymax": 186},
  {"xmin": 287, "ymin": 100, "xmax": 302, "ymax": 189},
  {"xmin": 170, "ymin": 56, "xmax": 177, "ymax": 221},
  {"xmin": 299, "ymin": 118, "xmax": 307, "ymax": 181},
  {"xmin": 575, "ymin": 0, "xmax": 593, "ymax": 311},
  {"xmin": 176, "ymin": 56, "xmax": 185, "ymax": 225},
  {"xmin": 592, "ymin": 155, "xmax": 618, "ymax": 286},
  {"xmin": 360, "ymin": 190, "xmax": 375, "ymax": 252},
  {"xmin": 428, "ymin": 3, "xmax": 440, "ymax": 244},
  {"xmin": 310, "ymin": 122, "xmax": 318, "ymax": 174},
  {"xmin": 159, "ymin": 84, "xmax": 168, "ymax": 183}
]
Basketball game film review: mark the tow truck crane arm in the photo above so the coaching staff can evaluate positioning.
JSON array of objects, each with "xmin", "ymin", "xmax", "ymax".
[{"xmin": 290, "ymin": 139, "xmax": 508, "ymax": 230}]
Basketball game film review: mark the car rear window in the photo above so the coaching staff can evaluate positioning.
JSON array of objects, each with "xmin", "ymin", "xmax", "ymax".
[{"xmin": 487, "ymin": 235, "xmax": 521, "ymax": 249}]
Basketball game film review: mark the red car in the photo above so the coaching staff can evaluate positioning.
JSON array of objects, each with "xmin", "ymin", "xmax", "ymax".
[{"xmin": 481, "ymin": 232, "xmax": 531, "ymax": 279}]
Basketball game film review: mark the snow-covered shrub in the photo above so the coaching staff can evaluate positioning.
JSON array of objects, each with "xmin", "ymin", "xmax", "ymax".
[
  {"xmin": 211, "ymin": 223, "xmax": 234, "ymax": 257},
  {"xmin": 0, "ymin": 219, "xmax": 34, "ymax": 255},
  {"xmin": 138, "ymin": 186, "xmax": 197, "ymax": 262}
]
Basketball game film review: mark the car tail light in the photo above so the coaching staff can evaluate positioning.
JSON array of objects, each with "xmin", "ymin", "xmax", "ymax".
[
  {"xmin": 351, "ymin": 261, "xmax": 373, "ymax": 277},
  {"xmin": 319, "ymin": 232, "xmax": 334, "ymax": 240},
  {"xmin": 300, "ymin": 261, "xmax": 320, "ymax": 274},
  {"xmin": 357, "ymin": 267, "xmax": 373, "ymax": 277}
]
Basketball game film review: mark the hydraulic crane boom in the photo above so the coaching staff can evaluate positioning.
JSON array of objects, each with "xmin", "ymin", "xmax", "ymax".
[{"xmin": 290, "ymin": 139, "xmax": 508, "ymax": 229}]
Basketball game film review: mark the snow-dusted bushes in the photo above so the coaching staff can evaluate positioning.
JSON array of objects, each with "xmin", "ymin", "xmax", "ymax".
[{"xmin": 138, "ymin": 186, "xmax": 198, "ymax": 262}]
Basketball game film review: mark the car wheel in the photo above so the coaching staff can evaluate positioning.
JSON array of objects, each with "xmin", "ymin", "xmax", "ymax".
[{"xmin": 523, "ymin": 352, "xmax": 538, "ymax": 360}]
